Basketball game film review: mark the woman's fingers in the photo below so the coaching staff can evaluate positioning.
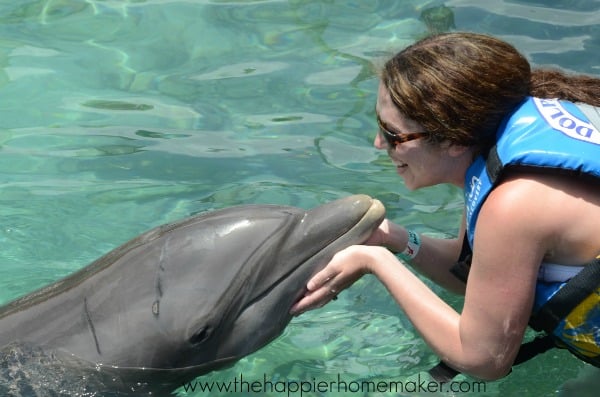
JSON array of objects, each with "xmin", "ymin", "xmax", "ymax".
[
  {"xmin": 291, "ymin": 247, "xmax": 364, "ymax": 315},
  {"xmin": 290, "ymin": 284, "xmax": 337, "ymax": 315},
  {"xmin": 306, "ymin": 267, "xmax": 340, "ymax": 291}
]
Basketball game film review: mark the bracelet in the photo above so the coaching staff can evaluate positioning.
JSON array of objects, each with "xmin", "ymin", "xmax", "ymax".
[{"xmin": 402, "ymin": 230, "xmax": 421, "ymax": 259}]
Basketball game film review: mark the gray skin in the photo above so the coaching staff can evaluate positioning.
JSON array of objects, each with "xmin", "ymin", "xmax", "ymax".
[{"xmin": 0, "ymin": 195, "xmax": 385, "ymax": 396}]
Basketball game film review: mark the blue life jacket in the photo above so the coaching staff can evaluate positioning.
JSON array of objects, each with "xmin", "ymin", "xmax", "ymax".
[
  {"xmin": 464, "ymin": 96, "xmax": 600, "ymax": 246},
  {"xmin": 461, "ymin": 96, "xmax": 600, "ymax": 367}
]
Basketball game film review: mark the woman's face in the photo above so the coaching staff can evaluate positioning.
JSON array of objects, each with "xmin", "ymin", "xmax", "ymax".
[{"xmin": 374, "ymin": 82, "xmax": 470, "ymax": 190}]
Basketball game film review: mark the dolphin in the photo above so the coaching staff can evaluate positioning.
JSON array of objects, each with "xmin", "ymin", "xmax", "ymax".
[{"xmin": 0, "ymin": 195, "xmax": 385, "ymax": 396}]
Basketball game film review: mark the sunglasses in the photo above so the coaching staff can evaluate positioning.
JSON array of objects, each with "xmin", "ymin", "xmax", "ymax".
[{"xmin": 376, "ymin": 115, "xmax": 428, "ymax": 147}]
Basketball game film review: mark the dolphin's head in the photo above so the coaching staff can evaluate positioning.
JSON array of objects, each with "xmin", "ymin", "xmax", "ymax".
[
  {"xmin": 215, "ymin": 194, "xmax": 385, "ymax": 362},
  {"xmin": 142, "ymin": 195, "xmax": 384, "ymax": 374}
]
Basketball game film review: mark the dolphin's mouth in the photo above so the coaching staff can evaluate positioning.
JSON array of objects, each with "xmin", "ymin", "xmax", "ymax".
[
  {"xmin": 357, "ymin": 198, "xmax": 385, "ymax": 234},
  {"xmin": 326, "ymin": 196, "xmax": 385, "ymax": 249}
]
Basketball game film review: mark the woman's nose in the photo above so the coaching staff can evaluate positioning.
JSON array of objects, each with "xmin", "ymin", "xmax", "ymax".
[{"xmin": 374, "ymin": 131, "xmax": 388, "ymax": 150}]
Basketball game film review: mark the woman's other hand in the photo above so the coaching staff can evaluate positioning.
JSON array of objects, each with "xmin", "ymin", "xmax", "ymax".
[{"xmin": 290, "ymin": 245, "xmax": 393, "ymax": 315}]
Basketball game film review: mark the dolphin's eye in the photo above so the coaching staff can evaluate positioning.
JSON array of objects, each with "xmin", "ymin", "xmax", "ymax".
[{"xmin": 190, "ymin": 326, "xmax": 213, "ymax": 345}]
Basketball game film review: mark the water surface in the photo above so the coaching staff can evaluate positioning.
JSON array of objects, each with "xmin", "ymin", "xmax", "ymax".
[{"xmin": 0, "ymin": 0, "xmax": 598, "ymax": 395}]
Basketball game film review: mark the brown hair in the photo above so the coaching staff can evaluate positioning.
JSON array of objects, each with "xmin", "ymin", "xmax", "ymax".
[{"xmin": 381, "ymin": 32, "xmax": 600, "ymax": 153}]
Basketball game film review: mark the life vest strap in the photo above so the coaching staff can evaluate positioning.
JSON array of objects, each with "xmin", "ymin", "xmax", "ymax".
[{"xmin": 529, "ymin": 258, "xmax": 600, "ymax": 333}]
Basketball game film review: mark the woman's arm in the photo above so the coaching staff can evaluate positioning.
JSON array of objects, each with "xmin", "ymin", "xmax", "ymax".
[{"xmin": 292, "ymin": 177, "xmax": 551, "ymax": 380}]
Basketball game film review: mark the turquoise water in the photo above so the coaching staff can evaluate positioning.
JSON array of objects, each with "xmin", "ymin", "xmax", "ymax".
[{"xmin": 0, "ymin": 0, "xmax": 598, "ymax": 396}]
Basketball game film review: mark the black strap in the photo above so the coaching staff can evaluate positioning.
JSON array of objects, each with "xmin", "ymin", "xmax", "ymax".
[
  {"xmin": 485, "ymin": 143, "xmax": 502, "ymax": 183},
  {"xmin": 529, "ymin": 258, "xmax": 600, "ymax": 332},
  {"xmin": 449, "ymin": 235, "xmax": 472, "ymax": 283},
  {"xmin": 428, "ymin": 335, "xmax": 556, "ymax": 381},
  {"xmin": 512, "ymin": 334, "xmax": 556, "ymax": 365},
  {"xmin": 428, "ymin": 361, "xmax": 460, "ymax": 382}
]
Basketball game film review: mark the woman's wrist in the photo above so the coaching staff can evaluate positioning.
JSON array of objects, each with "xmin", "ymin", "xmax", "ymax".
[
  {"xmin": 384, "ymin": 222, "xmax": 421, "ymax": 259},
  {"xmin": 384, "ymin": 222, "xmax": 408, "ymax": 251}
]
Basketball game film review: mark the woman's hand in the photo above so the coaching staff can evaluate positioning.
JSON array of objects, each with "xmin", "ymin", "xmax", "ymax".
[
  {"xmin": 364, "ymin": 218, "xmax": 393, "ymax": 246},
  {"xmin": 290, "ymin": 245, "xmax": 389, "ymax": 315},
  {"xmin": 365, "ymin": 219, "xmax": 409, "ymax": 254}
]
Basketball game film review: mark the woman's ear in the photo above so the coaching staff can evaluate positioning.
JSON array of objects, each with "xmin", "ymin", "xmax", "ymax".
[{"xmin": 447, "ymin": 144, "xmax": 473, "ymax": 158}]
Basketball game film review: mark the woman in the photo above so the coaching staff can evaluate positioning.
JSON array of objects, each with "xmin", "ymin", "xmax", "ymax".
[{"xmin": 291, "ymin": 32, "xmax": 600, "ymax": 380}]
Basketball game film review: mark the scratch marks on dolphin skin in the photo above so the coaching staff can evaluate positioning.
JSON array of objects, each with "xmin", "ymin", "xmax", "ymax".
[
  {"xmin": 83, "ymin": 297, "xmax": 101, "ymax": 355},
  {"xmin": 152, "ymin": 237, "xmax": 169, "ymax": 317}
]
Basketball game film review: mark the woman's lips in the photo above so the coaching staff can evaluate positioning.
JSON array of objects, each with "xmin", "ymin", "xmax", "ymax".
[{"xmin": 395, "ymin": 162, "xmax": 408, "ymax": 175}]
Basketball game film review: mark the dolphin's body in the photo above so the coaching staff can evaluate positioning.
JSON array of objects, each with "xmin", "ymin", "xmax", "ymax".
[{"xmin": 0, "ymin": 195, "xmax": 385, "ymax": 396}]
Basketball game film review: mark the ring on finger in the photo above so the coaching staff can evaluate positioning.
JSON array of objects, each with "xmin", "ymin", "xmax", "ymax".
[{"xmin": 330, "ymin": 288, "xmax": 338, "ymax": 301}]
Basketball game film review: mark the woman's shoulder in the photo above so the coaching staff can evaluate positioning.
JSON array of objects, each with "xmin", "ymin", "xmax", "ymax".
[
  {"xmin": 480, "ymin": 171, "xmax": 600, "ymax": 262},
  {"xmin": 485, "ymin": 171, "xmax": 598, "ymax": 214}
]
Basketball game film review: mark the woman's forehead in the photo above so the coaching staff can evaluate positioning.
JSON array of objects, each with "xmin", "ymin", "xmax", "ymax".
[{"xmin": 376, "ymin": 84, "xmax": 423, "ymax": 131}]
